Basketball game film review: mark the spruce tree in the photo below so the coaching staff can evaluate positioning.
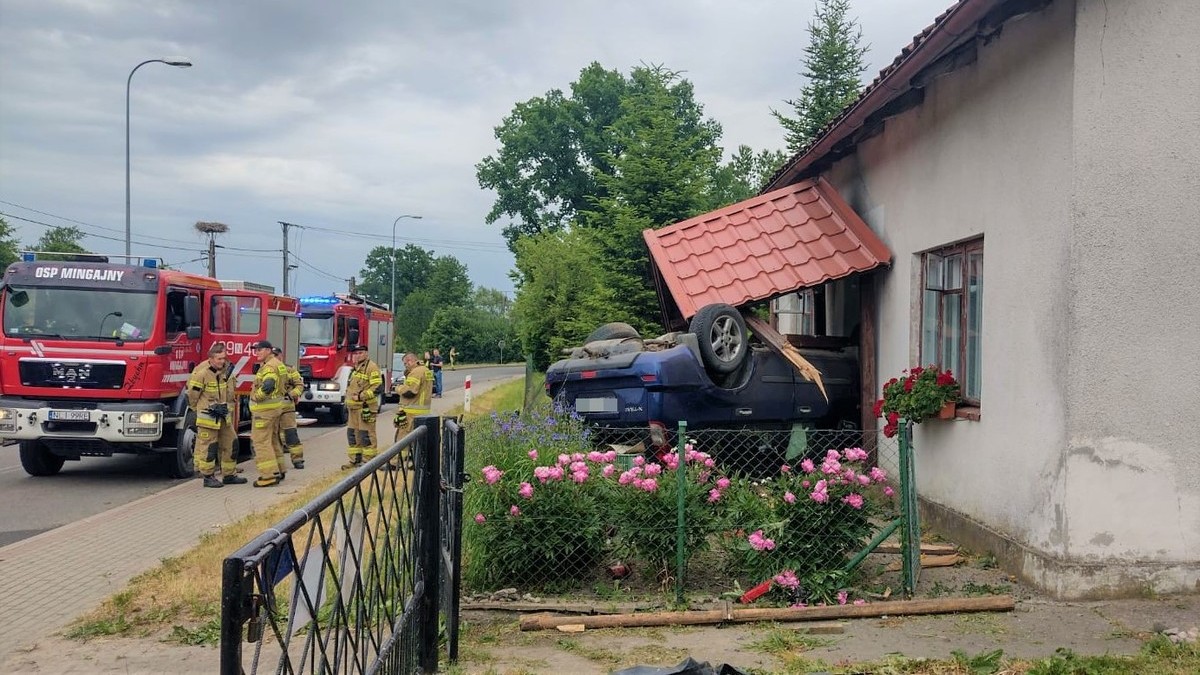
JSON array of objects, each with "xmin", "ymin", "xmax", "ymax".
[{"xmin": 773, "ymin": 0, "xmax": 869, "ymax": 154}]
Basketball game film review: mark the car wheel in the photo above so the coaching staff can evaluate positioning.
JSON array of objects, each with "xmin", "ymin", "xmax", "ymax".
[
  {"xmin": 19, "ymin": 440, "xmax": 64, "ymax": 477},
  {"xmin": 585, "ymin": 322, "xmax": 640, "ymax": 343},
  {"xmin": 162, "ymin": 414, "xmax": 197, "ymax": 479},
  {"xmin": 689, "ymin": 303, "xmax": 748, "ymax": 375}
]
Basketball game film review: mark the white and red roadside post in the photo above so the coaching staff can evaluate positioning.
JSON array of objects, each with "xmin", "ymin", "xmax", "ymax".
[{"xmin": 463, "ymin": 375, "xmax": 472, "ymax": 413}]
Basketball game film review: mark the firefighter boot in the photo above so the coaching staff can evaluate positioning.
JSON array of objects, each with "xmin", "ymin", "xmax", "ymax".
[{"xmin": 202, "ymin": 475, "xmax": 223, "ymax": 488}]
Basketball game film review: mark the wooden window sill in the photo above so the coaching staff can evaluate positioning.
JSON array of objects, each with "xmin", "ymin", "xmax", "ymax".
[{"xmin": 955, "ymin": 406, "xmax": 981, "ymax": 421}]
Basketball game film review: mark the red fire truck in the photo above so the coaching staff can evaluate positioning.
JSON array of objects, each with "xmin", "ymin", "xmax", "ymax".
[
  {"xmin": 0, "ymin": 253, "xmax": 299, "ymax": 478},
  {"xmin": 295, "ymin": 293, "xmax": 394, "ymax": 423}
]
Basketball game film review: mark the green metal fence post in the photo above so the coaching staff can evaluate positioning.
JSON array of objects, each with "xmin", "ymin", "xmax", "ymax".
[
  {"xmin": 899, "ymin": 419, "xmax": 921, "ymax": 597},
  {"xmin": 675, "ymin": 421, "xmax": 688, "ymax": 606}
]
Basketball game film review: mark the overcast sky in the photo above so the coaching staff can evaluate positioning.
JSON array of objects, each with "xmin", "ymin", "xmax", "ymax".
[{"xmin": 0, "ymin": 0, "xmax": 950, "ymax": 300}]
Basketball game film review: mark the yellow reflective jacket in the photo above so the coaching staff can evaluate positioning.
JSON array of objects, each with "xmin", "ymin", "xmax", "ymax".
[
  {"xmin": 250, "ymin": 356, "xmax": 289, "ymax": 413},
  {"xmin": 396, "ymin": 364, "xmax": 433, "ymax": 416},
  {"xmin": 279, "ymin": 362, "xmax": 304, "ymax": 413},
  {"xmin": 187, "ymin": 360, "xmax": 234, "ymax": 429},
  {"xmin": 346, "ymin": 359, "xmax": 382, "ymax": 410}
]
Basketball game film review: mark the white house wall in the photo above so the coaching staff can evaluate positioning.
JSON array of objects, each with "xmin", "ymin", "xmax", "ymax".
[
  {"xmin": 824, "ymin": 0, "xmax": 1084, "ymax": 594},
  {"xmin": 1061, "ymin": 0, "xmax": 1200, "ymax": 591}
]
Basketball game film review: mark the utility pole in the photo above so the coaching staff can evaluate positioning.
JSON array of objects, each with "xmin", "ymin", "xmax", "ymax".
[
  {"xmin": 194, "ymin": 221, "xmax": 228, "ymax": 279},
  {"xmin": 278, "ymin": 221, "xmax": 299, "ymax": 296}
]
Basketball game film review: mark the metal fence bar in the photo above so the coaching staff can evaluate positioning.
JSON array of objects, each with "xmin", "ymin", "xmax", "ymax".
[
  {"xmin": 437, "ymin": 416, "xmax": 466, "ymax": 664},
  {"xmin": 416, "ymin": 415, "xmax": 441, "ymax": 673},
  {"xmin": 899, "ymin": 419, "xmax": 921, "ymax": 596},
  {"xmin": 674, "ymin": 420, "xmax": 688, "ymax": 606},
  {"xmin": 219, "ymin": 421, "xmax": 443, "ymax": 675}
]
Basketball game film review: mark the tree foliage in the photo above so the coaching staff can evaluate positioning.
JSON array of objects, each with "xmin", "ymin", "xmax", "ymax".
[
  {"xmin": 0, "ymin": 217, "xmax": 20, "ymax": 270},
  {"xmin": 511, "ymin": 229, "xmax": 614, "ymax": 370},
  {"xmin": 421, "ymin": 287, "xmax": 520, "ymax": 365},
  {"xmin": 480, "ymin": 61, "xmax": 791, "ymax": 366},
  {"xmin": 355, "ymin": 244, "xmax": 435, "ymax": 307},
  {"xmin": 772, "ymin": 0, "xmax": 869, "ymax": 153},
  {"xmin": 29, "ymin": 226, "xmax": 90, "ymax": 261}
]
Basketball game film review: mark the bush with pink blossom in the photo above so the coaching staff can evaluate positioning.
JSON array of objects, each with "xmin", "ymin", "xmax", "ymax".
[{"xmin": 720, "ymin": 447, "xmax": 890, "ymax": 602}]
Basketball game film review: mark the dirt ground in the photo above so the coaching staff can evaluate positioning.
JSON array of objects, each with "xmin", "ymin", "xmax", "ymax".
[
  {"xmin": 4, "ymin": 556, "xmax": 1195, "ymax": 674},
  {"xmin": 452, "ymin": 560, "xmax": 1199, "ymax": 674}
]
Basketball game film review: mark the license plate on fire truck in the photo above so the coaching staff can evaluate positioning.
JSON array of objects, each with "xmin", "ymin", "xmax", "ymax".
[{"xmin": 48, "ymin": 410, "xmax": 90, "ymax": 421}]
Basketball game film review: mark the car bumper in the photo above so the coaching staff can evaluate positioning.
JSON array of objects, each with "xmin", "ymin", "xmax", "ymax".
[{"xmin": 0, "ymin": 398, "xmax": 167, "ymax": 442}]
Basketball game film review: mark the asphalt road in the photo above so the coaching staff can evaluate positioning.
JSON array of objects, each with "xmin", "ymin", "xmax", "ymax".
[{"xmin": 0, "ymin": 365, "xmax": 524, "ymax": 548}]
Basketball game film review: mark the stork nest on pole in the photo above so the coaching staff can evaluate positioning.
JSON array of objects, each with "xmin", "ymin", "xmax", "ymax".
[{"xmin": 194, "ymin": 221, "xmax": 229, "ymax": 234}]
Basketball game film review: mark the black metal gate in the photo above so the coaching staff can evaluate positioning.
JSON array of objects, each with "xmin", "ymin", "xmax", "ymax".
[
  {"xmin": 438, "ymin": 417, "xmax": 466, "ymax": 663},
  {"xmin": 220, "ymin": 415, "xmax": 461, "ymax": 674}
]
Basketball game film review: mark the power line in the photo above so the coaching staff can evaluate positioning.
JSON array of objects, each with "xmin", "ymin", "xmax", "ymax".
[
  {"xmin": 0, "ymin": 211, "xmax": 205, "ymax": 252},
  {"xmin": 0, "ymin": 199, "xmax": 287, "ymax": 253},
  {"xmin": 288, "ymin": 251, "xmax": 346, "ymax": 283}
]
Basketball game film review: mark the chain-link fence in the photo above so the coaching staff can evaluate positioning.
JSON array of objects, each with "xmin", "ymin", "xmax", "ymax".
[{"xmin": 462, "ymin": 408, "xmax": 913, "ymax": 607}]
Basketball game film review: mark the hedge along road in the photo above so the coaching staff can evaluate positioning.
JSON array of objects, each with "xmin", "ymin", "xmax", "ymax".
[{"xmin": 0, "ymin": 364, "xmax": 525, "ymax": 547}]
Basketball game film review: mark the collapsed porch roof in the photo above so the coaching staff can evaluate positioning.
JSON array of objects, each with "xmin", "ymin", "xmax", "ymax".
[{"xmin": 643, "ymin": 177, "xmax": 891, "ymax": 322}]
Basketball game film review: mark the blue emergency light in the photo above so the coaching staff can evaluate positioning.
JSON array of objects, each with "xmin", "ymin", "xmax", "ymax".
[
  {"xmin": 299, "ymin": 296, "xmax": 339, "ymax": 305},
  {"xmin": 21, "ymin": 252, "xmax": 35, "ymax": 262},
  {"xmin": 143, "ymin": 259, "xmax": 158, "ymax": 269}
]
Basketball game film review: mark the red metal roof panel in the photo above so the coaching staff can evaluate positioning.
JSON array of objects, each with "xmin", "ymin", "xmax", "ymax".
[{"xmin": 644, "ymin": 178, "xmax": 892, "ymax": 320}]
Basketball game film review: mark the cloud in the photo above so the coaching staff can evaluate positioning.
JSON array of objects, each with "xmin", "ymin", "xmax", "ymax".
[{"xmin": 1, "ymin": 0, "xmax": 952, "ymax": 298}]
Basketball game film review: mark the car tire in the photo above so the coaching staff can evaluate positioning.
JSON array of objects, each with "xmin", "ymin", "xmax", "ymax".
[
  {"xmin": 162, "ymin": 414, "xmax": 197, "ymax": 479},
  {"xmin": 585, "ymin": 322, "xmax": 640, "ymax": 343},
  {"xmin": 19, "ymin": 440, "xmax": 64, "ymax": 477},
  {"xmin": 689, "ymin": 303, "xmax": 748, "ymax": 375}
]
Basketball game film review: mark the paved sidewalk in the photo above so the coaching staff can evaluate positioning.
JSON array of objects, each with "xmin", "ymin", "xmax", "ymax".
[{"xmin": 0, "ymin": 379, "xmax": 513, "ymax": 662}]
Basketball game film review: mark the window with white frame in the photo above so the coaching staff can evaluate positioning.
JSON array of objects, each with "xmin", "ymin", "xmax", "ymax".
[{"xmin": 920, "ymin": 239, "xmax": 983, "ymax": 403}]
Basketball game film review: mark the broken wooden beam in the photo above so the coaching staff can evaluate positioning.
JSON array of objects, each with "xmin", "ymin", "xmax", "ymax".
[
  {"xmin": 519, "ymin": 595, "xmax": 1015, "ymax": 631},
  {"xmin": 744, "ymin": 315, "xmax": 828, "ymax": 401}
]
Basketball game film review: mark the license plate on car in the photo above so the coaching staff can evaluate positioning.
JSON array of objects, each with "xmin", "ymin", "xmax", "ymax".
[
  {"xmin": 48, "ymin": 410, "xmax": 89, "ymax": 421},
  {"xmin": 574, "ymin": 397, "xmax": 618, "ymax": 414}
]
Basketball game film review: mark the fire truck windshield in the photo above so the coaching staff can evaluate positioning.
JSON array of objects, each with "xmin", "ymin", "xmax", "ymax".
[
  {"xmin": 299, "ymin": 314, "xmax": 334, "ymax": 345},
  {"xmin": 3, "ymin": 286, "xmax": 157, "ymax": 341}
]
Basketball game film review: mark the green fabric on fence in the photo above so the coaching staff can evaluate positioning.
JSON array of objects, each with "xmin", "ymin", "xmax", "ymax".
[{"xmin": 785, "ymin": 423, "xmax": 809, "ymax": 461}]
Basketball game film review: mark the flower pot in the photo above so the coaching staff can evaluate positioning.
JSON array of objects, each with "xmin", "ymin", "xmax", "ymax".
[{"xmin": 937, "ymin": 401, "xmax": 956, "ymax": 419}]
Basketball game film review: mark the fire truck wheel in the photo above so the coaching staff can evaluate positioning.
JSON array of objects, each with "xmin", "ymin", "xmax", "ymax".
[
  {"xmin": 19, "ymin": 440, "xmax": 64, "ymax": 477},
  {"xmin": 162, "ymin": 416, "xmax": 197, "ymax": 479}
]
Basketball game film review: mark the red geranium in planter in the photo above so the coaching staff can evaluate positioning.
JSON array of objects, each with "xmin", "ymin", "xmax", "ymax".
[{"xmin": 875, "ymin": 366, "xmax": 959, "ymax": 437}]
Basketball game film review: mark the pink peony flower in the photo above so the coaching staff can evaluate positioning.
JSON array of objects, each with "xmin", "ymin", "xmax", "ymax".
[
  {"xmin": 481, "ymin": 465, "xmax": 503, "ymax": 485},
  {"xmin": 884, "ymin": 486, "xmax": 895, "ymax": 497},
  {"xmin": 800, "ymin": 458, "xmax": 816, "ymax": 473},
  {"xmin": 474, "ymin": 513, "xmax": 485, "ymax": 524},
  {"xmin": 853, "ymin": 599, "xmax": 867, "ymax": 606},
  {"xmin": 533, "ymin": 466, "xmax": 551, "ymax": 484},
  {"xmin": 869, "ymin": 467, "xmax": 888, "ymax": 483},
  {"xmin": 509, "ymin": 505, "xmax": 520, "ymax": 517},
  {"xmin": 716, "ymin": 477, "xmax": 731, "ymax": 490},
  {"xmin": 572, "ymin": 452, "xmax": 585, "ymax": 462},
  {"xmin": 784, "ymin": 491, "xmax": 796, "ymax": 504},
  {"xmin": 618, "ymin": 471, "xmax": 635, "ymax": 486},
  {"xmin": 801, "ymin": 479, "xmax": 810, "ymax": 488},
  {"xmin": 842, "ymin": 493, "xmax": 865, "ymax": 509},
  {"xmin": 587, "ymin": 451, "xmax": 604, "ymax": 463},
  {"xmin": 518, "ymin": 482, "xmax": 534, "ymax": 499},
  {"xmin": 569, "ymin": 461, "xmax": 587, "ymax": 472},
  {"xmin": 844, "ymin": 447, "xmax": 869, "ymax": 462},
  {"xmin": 747, "ymin": 530, "xmax": 776, "ymax": 551},
  {"xmin": 643, "ymin": 463, "xmax": 662, "ymax": 477},
  {"xmin": 707, "ymin": 488, "xmax": 722, "ymax": 503},
  {"xmin": 528, "ymin": 449, "xmax": 538, "ymax": 460},
  {"xmin": 602, "ymin": 463, "xmax": 616, "ymax": 478},
  {"xmin": 773, "ymin": 570, "xmax": 800, "ymax": 589},
  {"xmin": 780, "ymin": 464, "xmax": 791, "ymax": 473},
  {"xmin": 641, "ymin": 478, "xmax": 658, "ymax": 492},
  {"xmin": 858, "ymin": 474, "xmax": 872, "ymax": 485},
  {"xmin": 548, "ymin": 466, "xmax": 564, "ymax": 481},
  {"xmin": 837, "ymin": 591, "xmax": 849, "ymax": 605},
  {"xmin": 704, "ymin": 457, "xmax": 715, "ymax": 468},
  {"xmin": 572, "ymin": 470, "xmax": 589, "ymax": 483},
  {"xmin": 633, "ymin": 456, "xmax": 646, "ymax": 467},
  {"xmin": 826, "ymin": 449, "xmax": 841, "ymax": 460},
  {"xmin": 603, "ymin": 450, "xmax": 617, "ymax": 463},
  {"xmin": 697, "ymin": 470, "xmax": 711, "ymax": 483}
]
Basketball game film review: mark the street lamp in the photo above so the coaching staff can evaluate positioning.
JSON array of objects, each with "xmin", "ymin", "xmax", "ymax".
[
  {"xmin": 126, "ymin": 58, "xmax": 192, "ymax": 262},
  {"xmin": 390, "ymin": 214, "xmax": 424, "ymax": 311}
]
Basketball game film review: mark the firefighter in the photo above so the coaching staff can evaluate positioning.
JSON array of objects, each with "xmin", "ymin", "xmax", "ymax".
[
  {"xmin": 249, "ymin": 340, "xmax": 289, "ymax": 487},
  {"xmin": 272, "ymin": 347, "xmax": 306, "ymax": 470},
  {"xmin": 341, "ymin": 344, "xmax": 383, "ymax": 469},
  {"xmin": 392, "ymin": 351, "xmax": 434, "ymax": 467},
  {"xmin": 187, "ymin": 342, "xmax": 246, "ymax": 488}
]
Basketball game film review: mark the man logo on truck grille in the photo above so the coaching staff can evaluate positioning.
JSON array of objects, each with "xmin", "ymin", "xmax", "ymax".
[{"xmin": 52, "ymin": 363, "xmax": 92, "ymax": 382}]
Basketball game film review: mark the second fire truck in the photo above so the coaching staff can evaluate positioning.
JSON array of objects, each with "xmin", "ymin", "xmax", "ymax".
[{"xmin": 294, "ymin": 293, "xmax": 393, "ymax": 423}]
